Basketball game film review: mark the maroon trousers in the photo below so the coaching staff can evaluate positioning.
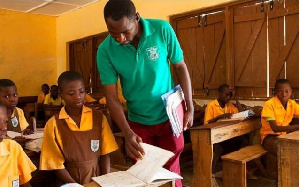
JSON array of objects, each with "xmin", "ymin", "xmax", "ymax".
[{"xmin": 128, "ymin": 120, "xmax": 184, "ymax": 187}]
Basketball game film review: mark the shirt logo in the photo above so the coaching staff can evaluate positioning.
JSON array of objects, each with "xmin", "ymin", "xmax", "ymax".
[
  {"xmin": 11, "ymin": 116, "xmax": 19, "ymax": 128},
  {"xmin": 12, "ymin": 179, "xmax": 19, "ymax": 187},
  {"xmin": 91, "ymin": 140, "xmax": 99, "ymax": 152},
  {"xmin": 146, "ymin": 46, "xmax": 159, "ymax": 61}
]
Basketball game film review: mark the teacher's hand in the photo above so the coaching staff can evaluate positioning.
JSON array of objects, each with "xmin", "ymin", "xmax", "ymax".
[{"xmin": 124, "ymin": 129, "xmax": 145, "ymax": 160}]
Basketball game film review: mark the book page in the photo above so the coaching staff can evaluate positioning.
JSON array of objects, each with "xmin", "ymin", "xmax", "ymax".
[
  {"xmin": 92, "ymin": 171, "xmax": 146, "ymax": 187},
  {"xmin": 127, "ymin": 143, "xmax": 174, "ymax": 183},
  {"xmin": 151, "ymin": 168, "xmax": 182, "ymax": 181},
  {"xmin": 219, "ymin": 110, "xmax": 250, "ymax": 122}
]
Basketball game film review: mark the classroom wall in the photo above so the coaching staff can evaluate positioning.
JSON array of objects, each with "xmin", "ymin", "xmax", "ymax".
[
  {"xmin": 0, "ymin": 9, "xmax": 56, "ymax": 96},
  {"xmin": 56, "ymin": 0, "xmax": 234, "ymax": 77}
]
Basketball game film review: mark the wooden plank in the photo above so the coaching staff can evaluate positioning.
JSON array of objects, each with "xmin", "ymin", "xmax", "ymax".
[
  {"xmin": 234, "ymin": 12, "xmax": 265, "ymax": 23},
  {"xmin": 210, "ymin": 118, "xmax": 260, "ymax": 144},
  {"xmin": 236, "ymin": 18, "xmax": 265, "ymax": 82},
  {"xmin": 223, "ymin": 160, "xmax": 246, "ymax": 187},
  {"xmin": 191, "ymin": 130, "xmax": 213, "ymax": 187},
  {"xmin": 176, "ymin": 16, "xmax": 198, "ymax": 29},
  {"xmin": 221, "ymin": 144, "xmax": 267, "ymax": 163},
  {"xmin": 206, "ymin": 12, "xmax": 225, "ymax": 25},
  {"xmin": 277, "ymin": 131, "xmax": 299, "ymax": 187},
  {"xmin": 225, "ymin": 6, "xmax": 234, "ymax": 86}
]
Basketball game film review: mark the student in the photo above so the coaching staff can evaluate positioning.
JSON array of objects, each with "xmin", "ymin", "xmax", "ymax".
[
  {"xmin": 260, "ymin": 79, "xmax": 299, "ymax": 157},
  {"xmin": 0, "ymin": 101, "xmax": 37, "ymax": 187},
  {"xmin": 204, "ymin": 84, "xmax": 246, "ymax": 173},
  {"xmin": 97, "ymin": 1, "xmax": 194, "ymax": 185},
  {"xmin": 0, "ymin": 79, "xmax": 32, "ymax": 134},
  {"xmin": 37, "ymin": 83, "xmax": 50, "ymax": 104},
  {"xmin": 44, "ymin": 85, "xmax": 65, "ymax": 106},
  {"xmin": 40, "ymin": 71, "xmax": 118, "ymax": 185}
]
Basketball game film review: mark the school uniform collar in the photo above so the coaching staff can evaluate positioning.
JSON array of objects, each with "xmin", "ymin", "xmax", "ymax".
[
  {"xmin": 213, "ymin": 99, "xmax": 231, "ymax": 108},
  {"xmin": 58, "ymin": 105, "xmax": 92, "ymax": 120},
  {"xmin": 0, "ymin": 139, "xmax": 11, "ymax": 157},
  {"xmin": 273, "ymin": 96, "xmax": 291, "ymax": 109},
  {"xmin": 111, "ymin": 17, "xmax": 155, "ymax": 46}
]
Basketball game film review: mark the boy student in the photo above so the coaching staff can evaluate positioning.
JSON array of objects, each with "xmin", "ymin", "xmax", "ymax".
[
  {"xmin": 0, "ymin": 101, "xmax": 36, "ymax": 187},
  {"xmin": 40, "ymin": 71, "xmax": 118, "ymax": 185},
  {"xmin": 260, "ymin": 79, "xmax": 299, "ymax": 157},
  {"xmin": 97, "ymin": 1, "xmax": 194, "ymax": 185},
  {"xmin": 204, "ymin": 84, "xmax": 247, "ymax": 173},
  {"xmin": 0, "ymin": 79, "xmax": 32, "ymax": 134},
  {"xmin": 37, "ymin": 83, "xmax": 50, "ymax": 104},
  {"xmin": 44, "ymin": 85, "xmax": 65, "ymax": 106}
]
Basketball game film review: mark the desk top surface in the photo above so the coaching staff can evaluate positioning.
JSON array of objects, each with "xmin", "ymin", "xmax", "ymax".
[{"xmin": 278, "ymin": 130, "xmax": 299, "ymax": 141}]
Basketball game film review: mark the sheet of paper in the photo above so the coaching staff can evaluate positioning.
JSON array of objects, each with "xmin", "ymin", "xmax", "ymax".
[
  {"xmin": 25, "ymin": 138, "xmax": 43, "ymax": 152},
  {"xmin": 127, "ymin": 143, "xmax": 174, "ymax": 183},
  {"xmin": 24, "ymin": 132, "xmax": 44, "ymax": 139},
  {"xmin": 92, "ymin": 171, "xmax": 146, "ymax": 187},
  {"xmin": 61, "ymin": 183, "xmax": 83, "ymax": 187},
  {"xmin": 151, "ymin": 168, "xmax": 182, "ymax": 181},
  {"xmin": 219, "ymin": 110, "xmax": 250, "ymax": 122},
  {"xmin": 7, "ymin": 131, "xmax": 21, "ymax": 138}
]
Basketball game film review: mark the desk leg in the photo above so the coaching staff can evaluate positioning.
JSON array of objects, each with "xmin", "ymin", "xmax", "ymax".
[{"xmin": 191, "ymin": 130, "xmax": 213, "ymax": 187}]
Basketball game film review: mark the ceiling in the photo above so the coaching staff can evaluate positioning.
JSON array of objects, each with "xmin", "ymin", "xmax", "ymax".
[{"xmin": 0, "ymin": 0, "xmax": 100, "ymax": 17}]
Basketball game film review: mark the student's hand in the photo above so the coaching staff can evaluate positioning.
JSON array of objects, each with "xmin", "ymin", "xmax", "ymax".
[
  {"xmin": 124, "ymin": 129, "xmax": 145, "ymax": 160},
  {"xmin": 22, "ymin": 128, "xmax": 33, "ymax": 135},
  {"xmin": 220, "ymin": 113, "xmax": 232, "ymax": 119},
  {"xmin": 14, "ymin": 136, "xmax": 28, "ymax": 146}
]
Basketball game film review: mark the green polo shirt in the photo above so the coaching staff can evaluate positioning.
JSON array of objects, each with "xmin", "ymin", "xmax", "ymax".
[{"xmin": 97, "ymin": 17, "xmax": 183, "ymax": 125}]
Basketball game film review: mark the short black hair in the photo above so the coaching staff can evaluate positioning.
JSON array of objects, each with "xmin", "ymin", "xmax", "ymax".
[
  {"xmin": 218, "ymin": 84, "xmax": 229, "ymax": 93},
  {"xmin": 104, "ymin": 0, "xmax": 136, "ymax": 21},
  {"xmin": 42, "ymin": 84, "xmax": 49, "ymax": 88},
  {"xmin": 0, "ymin": 79, "xmax": 16, "ymax": 92},
  {"xmin": 275, "ymin": 79, "xmax": 291, "ymax": 89},
  {"xmin": 57, "ymin": 71, "xmax": 84, "ymax": 91}
]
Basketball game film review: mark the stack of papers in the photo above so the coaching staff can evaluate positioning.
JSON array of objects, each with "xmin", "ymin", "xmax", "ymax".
[
  {"xmin": 92, "ymin": 143, "xmax": 182, "ymax": 187},
  {"xmin": 7, "ymin": 131, "xmax": 44, "ymax": 152},
  {"xmin": 7, "ymin": 131, "xmax": 44, "ymax": 139},
  {"xmin": 161, "ymin": 85, "xmax": 185, "ymax": 137}
]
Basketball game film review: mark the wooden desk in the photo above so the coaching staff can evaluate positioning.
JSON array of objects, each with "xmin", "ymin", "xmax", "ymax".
[
  {"xmin": 84, "ymin": 180, "xmax": 174, "ymax": 187},
  {"xmin": 190, "ymin": 117, "xmax": 260, "ymax": 187},
  {"xmin": 277, "ymin": 131, "xmax": 299, "ymax": 187}
]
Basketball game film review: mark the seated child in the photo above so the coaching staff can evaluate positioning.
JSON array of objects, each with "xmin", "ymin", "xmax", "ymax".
[
  {"xmin": 204, "ymin": 84, "xmax": 247, "ymax": 173},
  {"xmin": 0, "ymin": 79, "xmax": 32, "ymax": 135},
  {"xmin": 40, "ymin": 71, "xmax": 118, "ymax": 185},
  {"xmin": 0, "ymin": 101, "xmax": 36, "ymax": 187},
  {"xmin": 260, "ymin": 79, "xmax": 299, "ymax": 157},
  {"xmin": 44, "ymin": 85, "xmax": 65, "ymax": 106},
  {"xmin": 37, "ymin": 83, "xmax": 50, "ymax": 104}
]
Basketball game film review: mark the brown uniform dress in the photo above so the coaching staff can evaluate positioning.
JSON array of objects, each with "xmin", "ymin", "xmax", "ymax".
[
  {"xmin": 54, "ymin": 110, "xmax": 103, "ymax": 185},
  {"xmin": 7, "ymin": 109, "xmax": 22, "ymax": 132}
]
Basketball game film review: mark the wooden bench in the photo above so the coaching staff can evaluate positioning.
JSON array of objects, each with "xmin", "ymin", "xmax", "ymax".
[{"xmin": 221, "ymin": 144, "xmax": 267, "ymax": 187}]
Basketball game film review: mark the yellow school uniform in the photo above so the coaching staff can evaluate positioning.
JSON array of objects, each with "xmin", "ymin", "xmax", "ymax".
[
  {"xmin": 204, "ymin": 99, "xmax": 238, "ymax": 124},
  {"xmin": 44, "ymin": 94, "xmax": 65, "ymax": 106},
  {"xmin": 39, "ymin": 106, "xmax": 118, "ymax": 170},
  {"xmin": 37, "ymin": 93, "xmax": 46, "ymax": 104},
  {"xmin": 12, "ymin": 107, "xmax": 29, "ymax": 131},
  {"xmin": 0, "ymin": 139, "xmax": 36, "ymax": 186},
  {"xmin": 84, "ymin": 94, "xmax": 97, "ymax": 103},
  {"xmin": 260, "ymin": 97, "xmax": 299, "ymax": 143}
]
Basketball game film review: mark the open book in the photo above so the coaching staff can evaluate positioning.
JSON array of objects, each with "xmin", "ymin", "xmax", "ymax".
[
  {"xmin": 219, "ymin": 110, "xmax": 251, "ymax": 122},
  {"xmin": 161, "ymin": 85, "xmax": 185, "ymax": 137},
  {"xmin": 92, "ymin": 143, "xmax": 182, "ymax": 187}
]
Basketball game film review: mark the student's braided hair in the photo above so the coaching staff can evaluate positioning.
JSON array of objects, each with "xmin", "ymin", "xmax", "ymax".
[
  {"xmin": 57, "ymin": 71, "xmax": 84, "ymax": 91},
  {"xmin": 104, "ymin": 0, "xmax": 136, "ymax": 21},
  {"xmin": 0, "ymin": 79, "xmax": 16, "ymax": 92}
]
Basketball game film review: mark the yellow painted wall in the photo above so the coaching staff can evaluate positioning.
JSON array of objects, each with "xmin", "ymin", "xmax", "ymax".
[
  {"xmin": 56, "ymin": 0, "xmax": 234, "ymax": 76},
  {"xmin": 0, "ymin": 9, "xmax": 56, "ymax": 96}
]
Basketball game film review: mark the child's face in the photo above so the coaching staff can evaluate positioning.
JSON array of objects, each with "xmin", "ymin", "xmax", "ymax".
[
  {"xmin": 42, "ymin": 85, "xmax": 50, "ymax": 95},
  {"xmin": 50, "ymin": 86, "xmax": 59, "ymax": 98},
  {"xmin": 275, "ymin": 83, "xmax": 292, "ymax": 104},
  {"xmin": 0, "ymin": 86, "xmax": 18, "ymax": 110},
  {"xmin": 60, "ymin": 80, "xmax": 85, "ymax": 109},
  {"xmin": 0, "ymin": 106, "xmax": 8, "ymax": 142},
  {"xmin": 219, "ymin": 87, "xmax": 231, "ymax": 104}
]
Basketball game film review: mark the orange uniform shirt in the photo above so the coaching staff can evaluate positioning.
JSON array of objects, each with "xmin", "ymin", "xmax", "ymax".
[
  {"xmin": 204, "ymin": 99, "xmax": 239, "ymax": 124},
  {"xmin": 84, "ymin": 94, "xmax": 97, "ymax": 103},
  {"xmin": 39, "ymin": 106, "xmax": 118, "ymax": 170},
  {"xmin": 44, "ymin": 94, "xmax": 65, "ymax": 106},
  {"xmin": 260, "ymin": 97, "xmax": 299, "ymax": 143},
  {"xmin": 37, "ymin": 93, "xmax": 46, "ymax": 104},
  {"xmin": 0, "ymin": 139, "xmax": 36, "ymax": 186},
  {"xmin": 11, "ymin": 107, "xmax": 29, "ymax": 131}
]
